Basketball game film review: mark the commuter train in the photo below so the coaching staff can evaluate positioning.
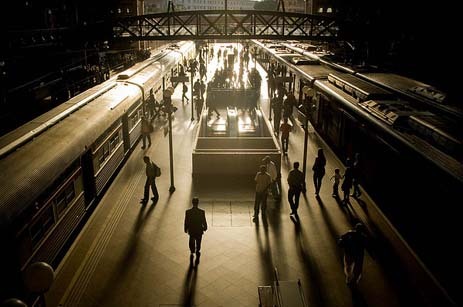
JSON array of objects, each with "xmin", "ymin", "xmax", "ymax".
[
  {"xmin": 253, "ymin": 40, "xmax": 462, "ymax": 304},
  {"xmin": 0, "ymin": 41, "xmax": 195, "ymax": 302}
]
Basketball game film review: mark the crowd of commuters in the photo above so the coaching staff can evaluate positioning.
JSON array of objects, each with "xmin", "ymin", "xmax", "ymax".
[{"xmin": 137, "ymin": 44, "xmax": 368, "ymax": 285}]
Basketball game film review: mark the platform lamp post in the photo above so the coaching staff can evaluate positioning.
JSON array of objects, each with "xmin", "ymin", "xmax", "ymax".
[
  {"xmin": 301, "ymin": 85, "xmax": 314, "ymax": 193},
  {"xmin": 164, "ymin": 87, "xmax": 176, "ymax": 193},
  {"xmin": 253, "ymin": 47, "xmax": 258, "ymax": 70},
  {"xmin": 23, "ymin": 262, "xmax": 55, "ymax": 307},
  {"xmin": 268, "ymin": 58, "xmax": 276, "ymax": 121},
  {"xmin": 188, "ymin": 61, "xmax": 196, "ymax": 121}
]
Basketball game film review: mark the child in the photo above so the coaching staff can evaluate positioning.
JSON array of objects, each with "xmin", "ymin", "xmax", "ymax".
[{"xmin": 330, "ymin": 168, "xmax": 342, "ymax": 197}]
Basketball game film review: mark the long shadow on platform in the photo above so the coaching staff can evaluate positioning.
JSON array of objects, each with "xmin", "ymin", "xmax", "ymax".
[
  {"xmin": 255, "ymin": 213, "xmax": 276, "ymax": 284},
  {"xmin": 315, "ymin": 195, "xmax": 342, "ymax": 241},
  {"xmin": 182, "ymin": 264, "xmax": 198, "ymax": 307},
  {"xmin": 92, "ymin": 202, "xmax": 158, "ymax": 306},
  {"xmin": 292, "ymin": 221, "xmax": 325, "ymax": 306}
]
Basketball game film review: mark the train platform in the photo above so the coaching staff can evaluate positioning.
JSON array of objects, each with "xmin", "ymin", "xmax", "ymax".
[{"xmin": 47, "ymin": 52, "xmax": 429, "ymax": 307}]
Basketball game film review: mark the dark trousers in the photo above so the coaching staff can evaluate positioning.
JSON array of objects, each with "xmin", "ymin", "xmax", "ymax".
[
  {"xmin": 254, "ymin": 191, "xmax": 268, "ymax": 215},
  {"xmin": 189, "ymin": 235, "xmax": 203, "ymax": 254},
  {"xmin": 273, "ymin": 114, "xmax": 281, "ymax": 135},
  {"xmin": 281, "ymin": 136, "xmax": 289, "ymax": 154},
  {"xmin": 144, "ymin": 177, "xmax": 158, "ymax": 202},
  {"xmin": 288, "ymin": 187, "xmax": 301, "ymax": 214},
  {"xmin": 333, "ymin": 182, "xmax": 339, "ymax": 196},
  {"xmin": 313, "ymin": 173, "xmax": 324, "ymax": 194},
  {"xmin": 142, "ymin": 133, "xmax": 151, "ymax": 148},
  {"xmin": 270, "ymin": 180, "xmax": 280, "ymax": 200},
  {"xmin": 182, "ymin": 92, "xmax": 189, "ymax": 102}
]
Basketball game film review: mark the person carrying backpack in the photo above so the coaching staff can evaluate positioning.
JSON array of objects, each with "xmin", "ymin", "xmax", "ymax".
[{"xmin": 141, "ymin": 156, "xmax": 160, "ymax": 204}]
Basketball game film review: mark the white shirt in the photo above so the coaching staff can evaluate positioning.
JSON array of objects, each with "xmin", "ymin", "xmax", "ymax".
[{"xmin": 266, "ymin": 161, "xmax": 277, "ymax": 181}]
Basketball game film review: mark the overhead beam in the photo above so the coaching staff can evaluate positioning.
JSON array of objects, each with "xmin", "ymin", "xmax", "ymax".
[{"xmin": 112, "ymin": 10, "xmax": 339, "ymax": 41}]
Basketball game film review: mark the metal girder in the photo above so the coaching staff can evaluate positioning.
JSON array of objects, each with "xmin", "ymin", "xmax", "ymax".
[{"xmin": 112, "ymin": 10, "xmax": 339, "ymax": 41}]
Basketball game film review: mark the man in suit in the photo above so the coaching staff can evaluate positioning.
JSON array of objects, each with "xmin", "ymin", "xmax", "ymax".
[{"xmin": 184, "ymin": 197, "xmax": 208, "ymax": 263}]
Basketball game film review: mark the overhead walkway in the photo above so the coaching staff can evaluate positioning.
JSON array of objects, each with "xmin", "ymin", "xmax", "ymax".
[{"xmin": 112, "ymin": 10, "xmax": 339, "ymax": 41}]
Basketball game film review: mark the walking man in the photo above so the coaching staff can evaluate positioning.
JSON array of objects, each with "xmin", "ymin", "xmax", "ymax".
[
  {"xmin": 146, "ymin": 89, "xmax": 156, "ymax": 120},
  {"xmin": 141, "ymin": 115, "xmax": 152, "ymax": 149},
  {"xmin": 287, "ymin": 162, "xmax": 304, "ymax": 216},
  {"xmin": 338, "ymin": 223, "xmax": 367, "ymax": 286},
  {"xmin": 184, "ymin": 197, "xmax": 208, "ymax": 263},
  {"xmin": 182, "ymin": 83, "xmax": 189, "ymax": 104},
  {"xmin": 253, "ymin": 165, "xmax": 272, "ymax": 221},
  {"xmin": 280, "ymin": 117, "xmax": 292, "ymax": 155},
  {"xmin": 141, "ymin": 156, "xmax": 159, "ymax": 204}
]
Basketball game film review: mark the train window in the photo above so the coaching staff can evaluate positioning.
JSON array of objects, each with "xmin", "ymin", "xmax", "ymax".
[
  {"xmin": 103, "ymin": 143, "xmax": 110, "ymax": 159},
  {"xmin": 54, "ymin": 190, "xmax": 67, "ymax": 217},
  {"xmin": 128, "ymin": 104, "xmax": 143, "ymax": 131},
  {"xmin": 94, "ymin": 125, "xmax": 122, "ymax": 171},
  {"xmin": 65, "ymin": 183, "xmax": 76, "ymax": 203},
  {"xmin": 94, "ymin": 120, "xmax": 121, "ymax": 151},
  {"xmin": 109, "ymin": 131, "xmax": 121, "ymax": 150},
  {"xmin": 30, "ymin": 206, "xmax": 55, "ymax": 248},
  {"xmin": 55, "ymin": 182, "xmax": 77, "ymax": 218}
]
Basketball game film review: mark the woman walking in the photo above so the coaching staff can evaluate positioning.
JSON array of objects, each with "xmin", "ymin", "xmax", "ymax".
[{"xmin": 312, "ymin": 148, "xmax": 326, "ymax": 195}]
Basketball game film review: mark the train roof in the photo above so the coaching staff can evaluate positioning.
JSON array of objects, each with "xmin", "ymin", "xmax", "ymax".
[
  {"xmin": 315, "ymin": 79, "xmax": 463, "ymax": 182},
  {"xmin": 0, "ymin": 83, "xmax": 140, "ymax": 224},
  {"xmin": 0, "ymin": 83, "xmax": 116, "ymax": 156},
  {"xmin": 328, "ymin": 73, "xmax": 393, "ymax": 100},
  {"xmin": 356, "ymin": 72, "xmax": 463, "ymax": 119},
  {"xmin": 294, "ymin": 64, "xmax": 334, "ymax": 82},
  {"xmin": 0, "ymin": 42, "xmax": 193, "ymax": 225}
]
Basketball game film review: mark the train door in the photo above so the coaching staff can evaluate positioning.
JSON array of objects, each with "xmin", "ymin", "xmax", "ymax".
[
  {"xmin": 122, "ymin": 113, "xmax": 130, "ymax": 153},
  {"xmin": 297, "ymin": 79, "xmax": 308, "ymax": 126},
  {"xmin": 318, "ymin": 93, "xmax": 341, "ymax": 148},
  {"xmin": 81, "ymin": 149, "xmax": 96, "ymax": 208},
  {"xmin": 340, "ymin": 110, "xmax": 357, "ymax": 161}
]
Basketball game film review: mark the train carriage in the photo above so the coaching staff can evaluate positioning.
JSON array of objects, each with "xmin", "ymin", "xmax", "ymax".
[
  {"xmin": 252, "ymin": 40, "xmax": 463, "ymax": 304},
  {"xmin": 0, "ymin": 41, "xmax": 195, "ymax": 302}
]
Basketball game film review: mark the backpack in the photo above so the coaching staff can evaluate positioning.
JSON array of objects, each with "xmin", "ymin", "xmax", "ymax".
[{"xmin": 153, "ymin": 163, "xmax": 161, "ymax": 177}]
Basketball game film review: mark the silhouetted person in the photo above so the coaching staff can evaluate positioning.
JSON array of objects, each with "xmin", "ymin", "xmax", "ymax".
[
  {"xmin": 199, "ymin": 62, "xmax": 206, "ymax": 80},
  {"xmin": 200, "ymin": 80, "xmax": 206, "ymax": 100},
  {"xmin": 312, "ymin": 148, "xmax": 326, "ymax": 195},
  {"xmin": 287, "ymin": 162, "xmax": 304, "ymax": 216},
  {"xmin": 141, "ymin": 115, "xmax": 152, "ymax": 149},
  {"xmin": 147, "ymin": 89, "xmax": 156, "ymax": 120},
  {"xmin": 330, "ymin": 168, "xmax": 342, "ymax": 197},
  {"xmin": 253, "ymin": 165, "xmax": 272, "ymax": 220},
  {"xmin": 283, "ymin": 92, "xmax": 296, "ymax": 119},
  {"xmin": 196, "ymin": 96, "xmax": 204, "ymax": 119},
  {"xmin": 182, "ymin": 83, "xmax": 189, "ymax": 103},
  {"xmin": 184, "ymin": 197, "xmax": 208, "ymax": 261},
  {"xmin": 193, "ymin": 79, "xmax": 201, "ymax": 99},
  {"xmin": 280, "ymin": 117, "xmax": 292, "ymax": 155},
  {"xmin": 352, "ymin": 153, "xmax": 362, "ymax": 198},
  {"xmin": 338, "ymin": 223, "xmax": 367, "ymax": 286},
  {"xmin": 141, "ymin": 156, "xmax": 159, "ymax": 204},
  {"xmin": 342, "ymin": 158, "xmax": 354, "ymax": 204},
  {"xmin": 272, "ymin": 94, "xmax": 282, "ymax": 135}
]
